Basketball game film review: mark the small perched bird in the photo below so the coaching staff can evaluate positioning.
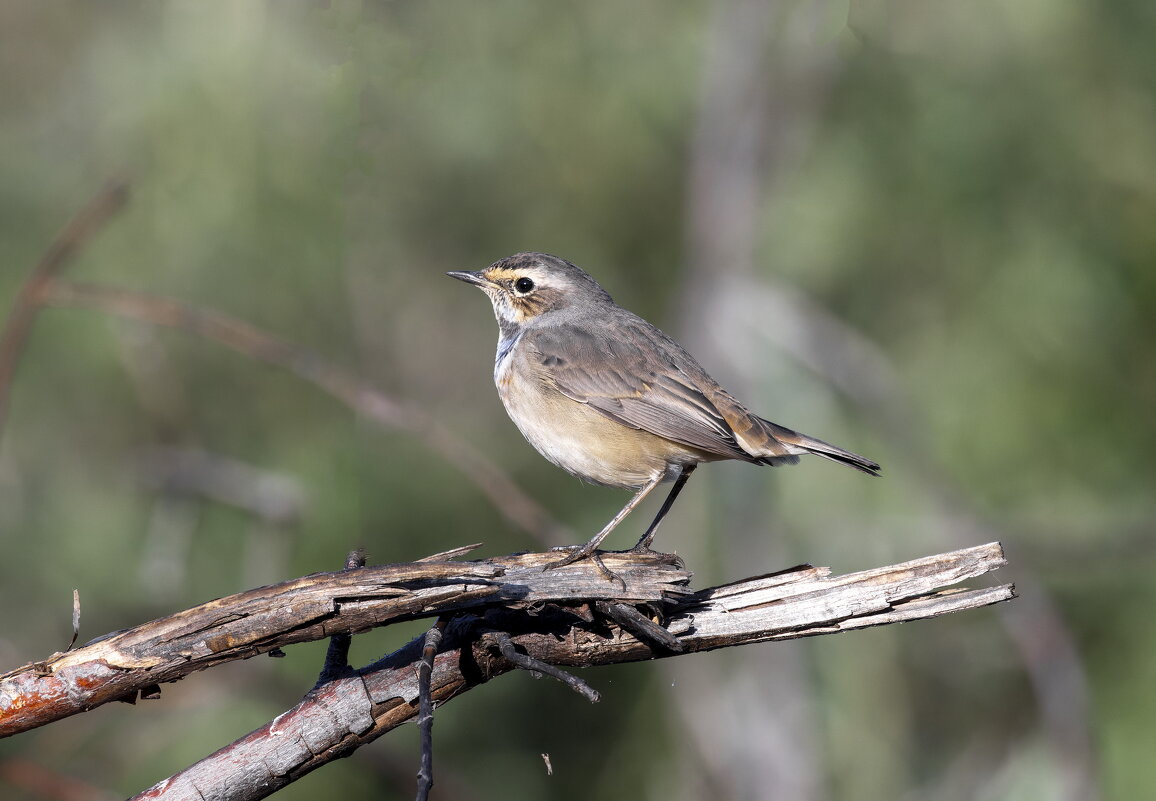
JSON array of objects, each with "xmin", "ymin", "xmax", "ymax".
[{"xmin": 449, "ymin": 253, "xmax": 879, "ymax": 568}]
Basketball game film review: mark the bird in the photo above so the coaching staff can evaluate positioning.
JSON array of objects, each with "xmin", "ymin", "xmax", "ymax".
[{"xmin": 448, "ymin": 252, "xmax": 879, "ymax": 569}]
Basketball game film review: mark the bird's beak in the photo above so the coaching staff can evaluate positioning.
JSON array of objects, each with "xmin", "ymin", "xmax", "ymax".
[{"xmin": 446, "ymin": 270, "xmax": 493, "ymax": 288}]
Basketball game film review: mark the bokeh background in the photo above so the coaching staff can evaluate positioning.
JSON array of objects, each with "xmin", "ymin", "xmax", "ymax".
[{"xmin": 1, "ymin": 2, "xmax": 1153, "ymax": 800}]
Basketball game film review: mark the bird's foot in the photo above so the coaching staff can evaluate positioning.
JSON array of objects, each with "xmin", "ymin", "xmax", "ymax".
[
  {"xmin": 545, "ymin": 546, "xmax": 624, "ymax": 588},
  {"xmin": 620, "ymin": 543, "xmax": 684, "ymax": 569}
]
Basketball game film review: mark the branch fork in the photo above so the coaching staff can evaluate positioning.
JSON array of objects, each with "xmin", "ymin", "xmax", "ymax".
[{"xmin": 1, "ymin": 538, "xmax": 1012, "ymax": 800}]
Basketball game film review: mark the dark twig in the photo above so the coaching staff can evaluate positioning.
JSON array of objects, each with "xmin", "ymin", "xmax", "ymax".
[
  {"xmin": 492, "ymin": 631, "xmax": 601, "ymax": 703},
  {"xmin": 595, "ymin": 600, "xmax": 683, "ymax": 653},
  {"xmin": 416, "ymin": 618, "xmax": 448, "ymax": 801},
  {"xmin": 41, "ymin": 280, "xmax": 566, "ymax": 546},
  {"xmin": 315, "ymin": 549, "xmax": 368, "ymax": 688},
  {"xmin": 0, "ymin": 179, "xmax": 130, "ymax": 443}
]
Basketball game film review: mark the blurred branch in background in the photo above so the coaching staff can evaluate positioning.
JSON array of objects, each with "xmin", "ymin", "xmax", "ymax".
[
  {"xmin": 40, "ymin": 279, "xmax": 569, "ymax": 548},
  {"xmin": 708, "ymin": 271, "xmax": 1100, "ymax": 801},
  {"xmin": 0, "ymin": 178, "xmax": 130, "ymax": 442},
  {"xmin": 0, "ymin": 759, "xmax": 116, "ymax": 801},
  {"xmin": 675, "ymin": 3, "xmax": 1099, "ymax": 801},
  {"xmin": 111, "ymin": 317, "xmax": 306, "ymax": 597},
  {"xmin": 673, "ymin": 1, "xmax": 842, "ymax": 799},
  {"xmin": 0, "ymin": 177, "xmax": 568, "ymax": 547},
  {"xmin": 137, "ymin": 447, "xmax": 307, "ymax": 595}
]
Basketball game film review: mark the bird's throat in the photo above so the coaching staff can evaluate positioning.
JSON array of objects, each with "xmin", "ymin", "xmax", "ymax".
[{"xmin": 494, "ymin": 327, "xmax": 524, "ymax": 380}]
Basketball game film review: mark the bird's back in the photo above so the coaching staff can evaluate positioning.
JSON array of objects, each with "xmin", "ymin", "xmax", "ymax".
[{"xmin": 526, "ymin": 306, "xmax": 879, "ymax": 475}]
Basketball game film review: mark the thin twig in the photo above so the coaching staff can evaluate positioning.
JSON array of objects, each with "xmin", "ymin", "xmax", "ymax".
[
  {"xmin": 0, "ymin": 179, "xmax": 130, "ymax": 442},
  {"xmin": 41, "ymin": 280, "xmax": 566, "ymax": 546},
  {"xmin": 416, "ymin": 618, "xmax": 448, "ymax": 801},
  {"xmin": 492, "ymin": 631, "xmax": 601, "ymax": 703}
]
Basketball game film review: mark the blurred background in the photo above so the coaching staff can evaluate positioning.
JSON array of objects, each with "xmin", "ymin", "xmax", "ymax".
[{"xmin": 1, "ymin": 1, "xmax": 1153, "ymax": 799}]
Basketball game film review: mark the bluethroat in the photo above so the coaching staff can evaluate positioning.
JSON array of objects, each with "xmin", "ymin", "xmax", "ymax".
[{"xmin": 449, "ymin": 253, "xmax": 879, "ymax": 568}]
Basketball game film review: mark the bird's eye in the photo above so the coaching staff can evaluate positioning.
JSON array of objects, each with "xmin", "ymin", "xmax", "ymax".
[{"xmin": 513, "ymin": 277, "xmax": 535, "ymax": 294}]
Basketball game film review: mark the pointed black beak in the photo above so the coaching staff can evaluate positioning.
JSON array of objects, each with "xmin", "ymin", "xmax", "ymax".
[{"xmin": 446, "ymin": 270, "xmax": 491, "ymax": 287}]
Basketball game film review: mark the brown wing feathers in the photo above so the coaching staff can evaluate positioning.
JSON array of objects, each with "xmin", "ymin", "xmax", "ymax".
[{"xmin": 532, "ymin": 319, "xmax": 879, "ymax": 475}]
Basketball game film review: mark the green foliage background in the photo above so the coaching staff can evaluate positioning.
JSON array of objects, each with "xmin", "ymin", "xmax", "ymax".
[{"xmin": 1, "ymin": 2, "xmax": 1153, "ymax": 800}]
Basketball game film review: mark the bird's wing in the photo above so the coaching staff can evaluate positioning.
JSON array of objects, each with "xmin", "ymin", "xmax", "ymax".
[{"xmin": 525, "ymin": 319, "xmax": 758, "ymax": 462}]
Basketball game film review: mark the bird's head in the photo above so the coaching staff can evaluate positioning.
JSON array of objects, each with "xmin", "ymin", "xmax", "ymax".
[{"xmin": 447, "ymin": 252, "xmax": 613, "ymax": 331}]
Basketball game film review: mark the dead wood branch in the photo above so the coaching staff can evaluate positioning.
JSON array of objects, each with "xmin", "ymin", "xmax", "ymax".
[
  {"xmin": 0, "ymin": 550, "xmax": 690, "ymax": 737},
  {"xmin": 1, "ymin": 543, "xmax": 1012, "ymax": 801}
]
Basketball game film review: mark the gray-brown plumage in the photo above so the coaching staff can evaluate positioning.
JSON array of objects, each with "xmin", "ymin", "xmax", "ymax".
[{"xmin": 449, "ymin": 252, "xmax": 879, "ymax": 567}]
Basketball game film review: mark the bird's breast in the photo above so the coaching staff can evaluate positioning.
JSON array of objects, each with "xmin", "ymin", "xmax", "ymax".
[{"xmin": 493, "ymin": 341, "xmax": 707, "ymax": 489}]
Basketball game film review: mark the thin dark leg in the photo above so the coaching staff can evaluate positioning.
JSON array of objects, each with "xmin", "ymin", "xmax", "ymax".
[
  {"xmin": 547, "ymin": 473, "xmax": 665, "ymax": 569},
  {"xmin": 630, "ymin": 463, "xmax": 696, "ymax": 552}
]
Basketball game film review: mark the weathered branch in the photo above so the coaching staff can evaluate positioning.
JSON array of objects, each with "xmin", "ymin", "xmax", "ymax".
[
  {"xmin": 132, "ymin": 543, "xmax": 1010, "ymax": 801},
  {"xmin": 0, "ymin": 548, "xmax": 688, "ymax": 737},
  {"xmin": 1, "ymin": 542, "xmax": 1011, "ymax": 800}
]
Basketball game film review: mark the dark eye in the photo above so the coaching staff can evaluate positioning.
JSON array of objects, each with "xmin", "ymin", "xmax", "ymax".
[{"xmin": 514, "ymin": 276, "xmax": 535, "ymax": 294}]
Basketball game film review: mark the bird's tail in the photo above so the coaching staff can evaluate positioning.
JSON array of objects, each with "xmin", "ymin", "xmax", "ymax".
[{"xmin": 755, "ymin": 417, "xmax": 881, "ymax": 476}]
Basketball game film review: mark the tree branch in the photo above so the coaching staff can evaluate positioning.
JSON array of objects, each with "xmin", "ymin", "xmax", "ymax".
[
  {"xmin": 1, "ymin": 542, "xmax": 1012, "ymax": 800},
  {"xmin": 0, "ymin": 549, "xmax": 691, "ymax": 737}
]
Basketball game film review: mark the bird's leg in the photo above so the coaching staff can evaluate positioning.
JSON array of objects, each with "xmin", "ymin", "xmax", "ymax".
[
  {"xmin": 547, "ymin": 473, "xmax": 665, "ymax": 570},
  {"xmin": 630, "ymin": 463, "xmax": 696, "ymax": 552}
]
